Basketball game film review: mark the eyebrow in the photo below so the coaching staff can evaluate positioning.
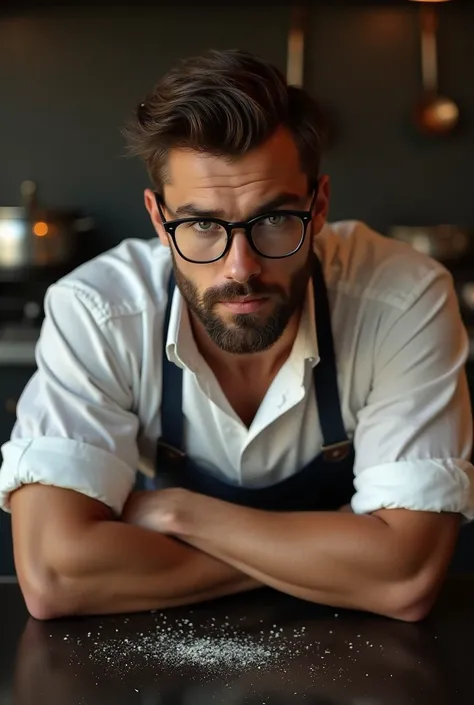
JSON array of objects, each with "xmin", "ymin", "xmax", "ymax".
[{"xmin": 172, "ymin": 192, "xmax": 307, "ymax": 220}]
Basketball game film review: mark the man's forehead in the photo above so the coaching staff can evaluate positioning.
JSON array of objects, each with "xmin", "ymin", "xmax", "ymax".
[
  {"xmin": 163, "ymin": 153, "xmax": 307, "ymax": 215},
  {"xmin": 165, "ymin": 129, "xmax": 304, "ymax": 185}
]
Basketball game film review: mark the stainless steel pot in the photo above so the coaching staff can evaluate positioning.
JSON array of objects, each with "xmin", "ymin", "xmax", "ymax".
[{"xmin": 0, "ymin": 181, "xmax": 94, "ymax": 269}]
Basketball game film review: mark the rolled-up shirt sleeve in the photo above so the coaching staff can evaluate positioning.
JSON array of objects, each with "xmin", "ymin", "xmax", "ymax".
[
  {"xmin": 0, "ymin": 283, "xmax": 139, "ymax": 515},
  {"xmin": 352, "ymin": 267, "xmax": 474, "ymax": 520}
]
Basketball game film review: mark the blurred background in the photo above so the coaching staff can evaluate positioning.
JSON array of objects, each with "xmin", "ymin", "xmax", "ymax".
[{"xmin": 1, "ymin": 0, "xmax": 474, "ymax": 573}]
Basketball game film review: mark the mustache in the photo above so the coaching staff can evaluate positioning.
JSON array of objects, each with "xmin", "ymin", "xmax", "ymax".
[{"xmin": 203, "ymin": 280, "xmax": 285, "ymax": 307}]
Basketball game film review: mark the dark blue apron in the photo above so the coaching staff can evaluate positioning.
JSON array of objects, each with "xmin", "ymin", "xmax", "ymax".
[{"xmin": 147, "ymin": 255, "xmax": 355, "ymax": 512}]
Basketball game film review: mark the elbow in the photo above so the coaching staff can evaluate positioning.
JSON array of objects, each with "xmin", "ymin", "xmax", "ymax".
[
  {"xmin": 382, "ymin": 577, "xmax": 441, "ymax": 623},
  {"xmin": 25, "ymin": 594, "xmax": 63, "ymax": 621},
  {"xmin": 19, "ymin": 569, "xmax": 80, "ymax": 621},
  {"xmin": 24, "ymin": 584, "xmax": 79, "ymax": 621},
  {"xmin": 388, "ymin": 596, "xmax": 435, "ymax": 623}
]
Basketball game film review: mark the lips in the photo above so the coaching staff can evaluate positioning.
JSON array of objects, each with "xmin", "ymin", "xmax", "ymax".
[
  {"xmin": 220, "ymin": 297, "xmax": 268, "ymax": 314},
  {"xmin": 223, "ymin": 296, "xmax": 265, "ymax": 304}
]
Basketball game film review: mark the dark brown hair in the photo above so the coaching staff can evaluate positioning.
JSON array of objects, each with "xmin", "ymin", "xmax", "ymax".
[{"xmin": 124, "ymin": 48, "xmax": 326, "ymax": 194}]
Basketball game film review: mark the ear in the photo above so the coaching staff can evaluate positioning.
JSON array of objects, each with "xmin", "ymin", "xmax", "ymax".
[
  {"xmin": 312, "ymin": 175, "xmax": 330, "ymax": 234},
  {"xmin": 144, "ymin": 189, "xmax": 169, "ymax": 248}
]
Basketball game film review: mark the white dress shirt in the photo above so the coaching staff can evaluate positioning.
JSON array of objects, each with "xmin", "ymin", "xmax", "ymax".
[{"xmin": 1, "ymin": 221, "xmax": 474, "ymax": 519}]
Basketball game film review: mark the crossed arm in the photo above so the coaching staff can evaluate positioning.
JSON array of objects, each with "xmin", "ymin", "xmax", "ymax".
[
  {"xmin": 10, "ymin": 483, "xmax": 459, "ymax": 622},
  {"xmin": 121, "ymin": 487, "xmax": 460, "ymax": 622}
]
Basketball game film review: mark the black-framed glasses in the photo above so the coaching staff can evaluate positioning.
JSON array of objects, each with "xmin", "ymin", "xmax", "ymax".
[{"xmin": 154, "ymin": 188, "xmax": 318, "ymax": 264}]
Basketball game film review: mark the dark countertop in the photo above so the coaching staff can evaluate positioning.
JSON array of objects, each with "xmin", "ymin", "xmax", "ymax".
[{"xmin": 1, "ymin": 576, "xmax": 474, "ymax": 705}]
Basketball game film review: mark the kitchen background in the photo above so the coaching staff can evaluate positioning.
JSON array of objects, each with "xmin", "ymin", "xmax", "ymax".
[{"xmin": 1, "ymin": 1, "xmax": 474, "ymax": 574}]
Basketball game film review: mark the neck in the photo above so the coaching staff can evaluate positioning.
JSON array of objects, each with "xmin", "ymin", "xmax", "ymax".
[{"xmin": 190, "ymin": 309, "xmax": 302, "ymax": 380}]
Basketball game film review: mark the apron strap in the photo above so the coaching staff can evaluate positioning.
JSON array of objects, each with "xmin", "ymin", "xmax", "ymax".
[{"xmin": 311, "ymin": 254, "xmax": 351, "ymax": 461}]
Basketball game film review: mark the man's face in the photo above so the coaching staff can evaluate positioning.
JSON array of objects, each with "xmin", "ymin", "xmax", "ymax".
[{"xmin": 145, "ymin": 127, "xmax": 329, "ymax": 354}]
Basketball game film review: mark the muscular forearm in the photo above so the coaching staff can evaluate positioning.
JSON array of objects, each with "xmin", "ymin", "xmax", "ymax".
[
  {"xmin": 48, "ymin": 521, "xmax": 259, "ymax": 617},
  {"xmin": 11, "ymin": 486, "xmax": 259, "ymax": 620},
  {"xmin": 169, "ymin": 494, "xmax": 459, "ymax": 620},
  {"xmin": 176, "ymin": 509, "xmax": 404, "ymax": 612}
]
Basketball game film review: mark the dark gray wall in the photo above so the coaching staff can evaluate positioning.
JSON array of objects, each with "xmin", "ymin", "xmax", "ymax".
[
  {"xmin": 312, "ymin": 4, "xmax": 474, "ymax": 231},
  {"xmin": 1, "ymin": 3, "xmax": 473, "ymax": 252}
]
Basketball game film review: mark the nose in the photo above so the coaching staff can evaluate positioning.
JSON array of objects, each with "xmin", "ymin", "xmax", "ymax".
[{"xmin": 222, "ymin": 229, "xmax": 262, "ymax": 283}]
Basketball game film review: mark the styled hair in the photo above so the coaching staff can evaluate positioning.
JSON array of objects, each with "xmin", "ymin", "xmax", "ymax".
[{"xmin": 124, "ymin": 48, "xmax": 326, "ymax": 193}]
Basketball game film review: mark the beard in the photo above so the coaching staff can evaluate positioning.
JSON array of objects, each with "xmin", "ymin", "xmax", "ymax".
[{"xmin": 171, "ymin": 252, "xmax": 313, "ymax": 355}]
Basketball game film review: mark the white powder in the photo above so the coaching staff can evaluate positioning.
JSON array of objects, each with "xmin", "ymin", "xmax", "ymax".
[
  {"xmin": 85, "ymin": 616, "xmax": 292, "ymax": 677},
  {"xmin": 62, "ymin": 610, "xmax": 417, "ymax": 694}
]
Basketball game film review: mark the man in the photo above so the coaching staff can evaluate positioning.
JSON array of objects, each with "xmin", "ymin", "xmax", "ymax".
[{"xmin": 1, "ymin": 49, "xmax": 473, "ymax": 622}]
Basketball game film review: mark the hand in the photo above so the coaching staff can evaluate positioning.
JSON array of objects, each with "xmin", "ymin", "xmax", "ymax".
[
  {"xmin": 121, "ymin": 488, "xmax": 194, "ymax": 534},
  {"xmin": 121, "ymin": 490, "xmax": 161, "ymax": 531}
]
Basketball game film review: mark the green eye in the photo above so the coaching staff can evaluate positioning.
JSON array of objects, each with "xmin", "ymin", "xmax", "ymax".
[{"xmin": 195, "ymin": 221, "xmax": 213, "ymax": 231}]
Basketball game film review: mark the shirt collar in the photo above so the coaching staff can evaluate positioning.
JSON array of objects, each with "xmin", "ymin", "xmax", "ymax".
[
  {"xmin": 165, "ymin": 286, "xmax": 202, "ymax": 373},
  {"xmin": 286, "ymin": 276, "xmax": 320, "ymax": 377},
  {"xmin": 166, "ymin": 278, "xmax": 320, "ymax": 377}
]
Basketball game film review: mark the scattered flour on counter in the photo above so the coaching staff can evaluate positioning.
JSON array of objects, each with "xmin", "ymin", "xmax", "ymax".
[
  {"xmin": 82, "ymin": 617, "xmax": 315, "ymax": 678},
  {"xmin": 65, "ymin": 612, "xmax": 408, "ymax": 690}
]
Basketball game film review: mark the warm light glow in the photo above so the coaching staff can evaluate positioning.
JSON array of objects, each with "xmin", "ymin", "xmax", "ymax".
[
  {"xmin": 33, "ymin": 221, "xmax": 48, "ymax": 237},
  {"xmin": 436, "ymin": 103, "xmax": 459, "ymax": 121}
]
